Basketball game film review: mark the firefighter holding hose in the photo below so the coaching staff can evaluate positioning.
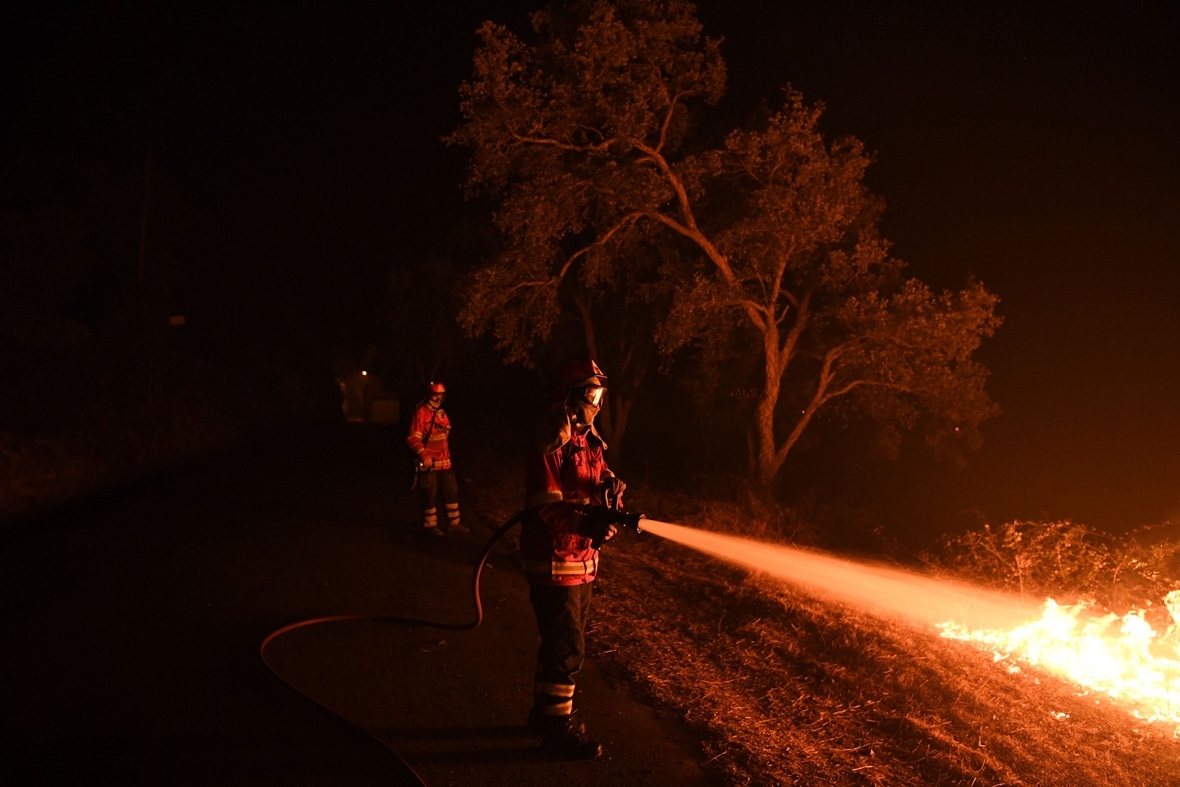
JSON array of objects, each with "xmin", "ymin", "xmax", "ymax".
[{"xmin": 521, "ymin": 359, "xmax": 628, "ymax": 759}]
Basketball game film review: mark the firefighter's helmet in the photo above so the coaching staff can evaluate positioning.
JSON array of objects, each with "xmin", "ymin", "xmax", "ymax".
[
  {"xmin": 548, "ymin": 359, "xmax": 607, "ymax": 401},
  {"xmin": 429, "ymin": 381, "xmax": 446, "ymax": 395}
]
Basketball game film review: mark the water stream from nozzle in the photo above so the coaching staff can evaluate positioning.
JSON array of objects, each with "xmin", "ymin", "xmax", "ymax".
[{"xmin": 637, "ymin": 519, "xmax": 1042, "ymax": 632}]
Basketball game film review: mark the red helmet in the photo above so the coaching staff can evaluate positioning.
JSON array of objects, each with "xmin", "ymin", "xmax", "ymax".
[
  {"xmin": 429, "ymin": 381, "xmax": 446, "ymax": 395},
  {"xmin": 548, "ymin": 359, "xmax": 607, "ymax": 400}
]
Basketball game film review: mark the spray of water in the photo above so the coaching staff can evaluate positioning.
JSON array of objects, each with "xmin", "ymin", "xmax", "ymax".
[{"xmin": 639, "ymin": 519, "xmax": 1040, "ymax": 630}]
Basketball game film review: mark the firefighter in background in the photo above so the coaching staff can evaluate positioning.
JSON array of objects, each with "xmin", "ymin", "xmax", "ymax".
[
  {"xmin": 521, "ymin": 359, "xmax": 626, "ymax": 759},
  {"xmin": 406, "ymin": 381, "xmax": 467, "ymax": 536}
]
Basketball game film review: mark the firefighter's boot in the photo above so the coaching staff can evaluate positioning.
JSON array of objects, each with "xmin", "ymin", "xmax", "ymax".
[{"xmin": 541, "ymin": 714, "xmax": 602, "ymax": 760}]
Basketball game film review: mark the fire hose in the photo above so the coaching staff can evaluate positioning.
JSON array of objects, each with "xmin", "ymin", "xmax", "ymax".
[{"xmin": 259, "ymin": 508, "xmax": 645, "ymax": 785}]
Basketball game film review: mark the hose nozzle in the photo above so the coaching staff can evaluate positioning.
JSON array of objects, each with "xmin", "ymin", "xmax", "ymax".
[
  {"xmin": 586, "ymin": 509, "xmax": 646, "ymax": 549},
  {"xmin": 618, "ymin": 511, "xmax": 645, "ymax": 534}
]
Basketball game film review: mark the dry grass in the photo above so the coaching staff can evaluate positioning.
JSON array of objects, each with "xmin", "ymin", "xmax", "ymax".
[
  {"xmin": 593, "ymin": 539, "xmax": 1180, "ymax": 785},
  {"xmin": 462, "ymin": 446, "xmax": 1180, "ymax": 786}
]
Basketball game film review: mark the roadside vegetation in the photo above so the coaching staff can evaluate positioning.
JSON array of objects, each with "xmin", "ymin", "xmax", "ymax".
[
  {"xmin": 0, "ymin": 336, "xmax": 339, "ymax": 525},
  {"xmin": 920, "ymin": 519, "xmax": 1180, "ymax": 618}
]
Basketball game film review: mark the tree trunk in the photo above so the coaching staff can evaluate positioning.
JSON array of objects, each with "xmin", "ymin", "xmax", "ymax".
[
  {"xmin": 756, "ymin": 397, "xmax": 779, "ymax": 486},
  {"xmin": 756, "ymin": 324, "xmax": 783, "ymax": 487}
]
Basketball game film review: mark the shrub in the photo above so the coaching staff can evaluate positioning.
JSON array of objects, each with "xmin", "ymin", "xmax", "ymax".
[{"xmin": 921, "ymin": 519, "xmax": 1180, "ymax": 615}]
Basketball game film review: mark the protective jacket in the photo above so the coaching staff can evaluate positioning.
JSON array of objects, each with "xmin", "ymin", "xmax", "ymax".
[
  {"xmin": 521, "ymin": 400, "xmax": 616, "ymax": 586},
  {"xmin": 406, "ymin": 403, "xmax": 452, "ymax": 470}
]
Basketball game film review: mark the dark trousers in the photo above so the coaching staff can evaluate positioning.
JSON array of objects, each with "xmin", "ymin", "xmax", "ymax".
[
  {"xmin": 416, "ymin": 468, "xmax": 459, "ymax": 528},
  {"xmin": 529, "ymin": 582, "xmax": 593, "ymax": 717}
]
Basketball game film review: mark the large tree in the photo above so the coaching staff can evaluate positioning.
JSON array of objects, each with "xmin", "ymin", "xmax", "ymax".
[{"xmin": 451, "ymin": 0, "xmax": 1000, "ymax": 485}]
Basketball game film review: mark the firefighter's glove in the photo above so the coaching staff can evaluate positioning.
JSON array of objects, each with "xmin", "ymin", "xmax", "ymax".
[
  {"xmin": 419, "ymin": 455, "xmax": 434, "ymax": 470},
  {"xmin": 581, "ymin": 507, "xmax": 619, "ymax": 550},
  {"xmin": 601, "ymin": 475, "xmax": 627, "ymax": 511}
]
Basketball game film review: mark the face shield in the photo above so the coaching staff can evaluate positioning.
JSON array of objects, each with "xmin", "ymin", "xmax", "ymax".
[
  {"xmin": 577, "ymin": 385, "xmax": 606, "ymax": 406},
  {"xmin": 568, "ymin": 384, "xmax": 605, "ymax": 426}
]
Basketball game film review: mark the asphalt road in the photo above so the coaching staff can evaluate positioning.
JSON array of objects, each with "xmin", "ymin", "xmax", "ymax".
[{"xmin": 0, "ymin": 423, "xmax": 717, "ymax": 786}]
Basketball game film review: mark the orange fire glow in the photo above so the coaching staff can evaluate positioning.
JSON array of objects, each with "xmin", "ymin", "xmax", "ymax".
[
  {"xmin": 939, "ymin": 592, "xmax": 1180, "ymax": 734},
  {"xmin": 638, "ymin": 520, "xmax": 1180, "ymax": 735}
]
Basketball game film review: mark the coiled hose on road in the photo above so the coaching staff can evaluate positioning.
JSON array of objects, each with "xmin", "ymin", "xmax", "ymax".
[{"xmin": 259, "ymin": 512, "xmax": 525, "ymax": 787}]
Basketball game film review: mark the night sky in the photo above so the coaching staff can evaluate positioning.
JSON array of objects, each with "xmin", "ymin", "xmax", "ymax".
[{"xmin": 3, "ymin": 1, "xmax": 1177, "ymax": 540}]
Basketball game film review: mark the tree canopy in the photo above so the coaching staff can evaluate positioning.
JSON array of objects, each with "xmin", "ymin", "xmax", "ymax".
[{"xmin": 450, "ymin": 0, "xmax": 1001, "ymax": 484}]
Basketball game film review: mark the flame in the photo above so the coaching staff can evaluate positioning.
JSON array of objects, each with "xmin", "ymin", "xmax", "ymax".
[{"xmin": 939, "ymin": 590, "xmax": 1180, "ymax": 734}]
